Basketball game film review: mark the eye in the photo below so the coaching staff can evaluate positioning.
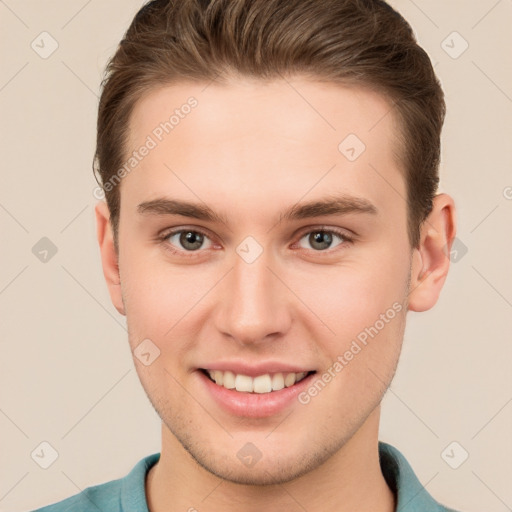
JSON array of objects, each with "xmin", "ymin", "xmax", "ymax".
[
  {"xmin": 296, "ymin": 228, "xmax": 353, "ymax": 251},
  {"xmin": 158, "ymin": 226, "xmax": 353, "ymax": 256},
  {"xmin": 162, "ymin": 229, "xmax": 214, "ymax": 252}
]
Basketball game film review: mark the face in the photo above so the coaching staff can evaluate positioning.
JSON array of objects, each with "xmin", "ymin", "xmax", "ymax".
[{"xmin": 112, "ymin": 78, "xmax": 413, "ymax": 484}]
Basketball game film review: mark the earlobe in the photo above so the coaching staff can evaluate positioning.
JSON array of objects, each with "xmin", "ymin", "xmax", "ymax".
[
  {"xmin": 408, "ymin": 193, "xmax": 457, "ymax": 312},
  {"xmin": 95, "ymin": 201, "xmax": 126, "ymax": 316}
]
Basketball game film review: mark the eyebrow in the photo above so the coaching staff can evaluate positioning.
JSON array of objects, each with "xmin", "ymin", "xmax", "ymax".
[{"xmin": 137, "ymin": 194, "xmax": 378, "ymax": 225}]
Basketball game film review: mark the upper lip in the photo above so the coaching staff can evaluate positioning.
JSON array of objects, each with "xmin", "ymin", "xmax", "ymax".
[{"xmin": 199, "ymin": 360, "xmax": 315, "ymax": 377}]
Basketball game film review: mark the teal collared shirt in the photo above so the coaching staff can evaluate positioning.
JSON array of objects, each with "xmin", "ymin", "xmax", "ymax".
[{"xmin": 29, "ymin": 442, "xmax": 461, "ymax": 511}]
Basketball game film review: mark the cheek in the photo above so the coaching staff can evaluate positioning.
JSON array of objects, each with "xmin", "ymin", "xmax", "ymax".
[
  {"xmin": 297, "ymin": 244, "xmax": 410, "ymax": 358},
  {"xmin": 120, "ymin": 229, "xmax": 410, "ymax": 354},
  {"xmin": 119, "ymin": 248, "xmax": 191, "ymax": 341},
  {"xmin": 119, "ymin": 247, "xmax": 221, "ymax": 368},
  {"xmin": 299, "ymin": 270, "xmax": 406, "ymax": 414}
]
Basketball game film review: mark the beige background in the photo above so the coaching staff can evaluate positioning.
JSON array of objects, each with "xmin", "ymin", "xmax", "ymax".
[{"xmin": 1, "ymin": 1, "xmax": 511, "ymax": 511}]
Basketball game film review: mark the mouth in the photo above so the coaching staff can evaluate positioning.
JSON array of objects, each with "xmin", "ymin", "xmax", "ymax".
[{"xmin": 200, "ymin": 368, "xmax": 316, "ymax": 394}]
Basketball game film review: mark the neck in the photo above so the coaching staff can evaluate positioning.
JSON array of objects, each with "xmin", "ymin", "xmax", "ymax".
[{"xmin": 146, "ymin": 407, "xmax": 395, "ymax": 512}]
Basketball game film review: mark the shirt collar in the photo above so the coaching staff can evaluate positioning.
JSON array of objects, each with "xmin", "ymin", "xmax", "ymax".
[
  {"xmin": 379, "ymin": 441, "xmax": 458, "ymax": 511},
  {"xmin": 120, "ymin": 443, "xmax": 457, "ymax": 512}
]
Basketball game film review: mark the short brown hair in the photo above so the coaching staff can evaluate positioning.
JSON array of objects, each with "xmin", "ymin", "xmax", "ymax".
[{"xmin": 94, "ymin": 0, "xmax": 445, "ymax": 252}]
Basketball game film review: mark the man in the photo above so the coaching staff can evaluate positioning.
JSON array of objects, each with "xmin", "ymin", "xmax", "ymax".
[{"xmin": 31, "ymin": 0, "xmax": 460, "ymax": 510}]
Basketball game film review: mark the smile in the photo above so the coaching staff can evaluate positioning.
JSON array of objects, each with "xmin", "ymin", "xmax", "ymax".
[{"xmin": 201, "ymin": 369, "xmax": 315, "ymax": 394}]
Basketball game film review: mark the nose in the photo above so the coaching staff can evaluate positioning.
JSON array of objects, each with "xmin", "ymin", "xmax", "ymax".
[{"xmin": 214, "ymin": 246, "xmax": 292, "ymax": 346}]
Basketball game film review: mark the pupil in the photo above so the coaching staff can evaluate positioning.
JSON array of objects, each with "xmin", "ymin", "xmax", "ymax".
[
  {"xmin": 181, "ymin": 231, "xmax": 203, "ymax": 250},
  {"xmin": 311, "ymin": 231, "xmax": 332, "ymax": 250}
]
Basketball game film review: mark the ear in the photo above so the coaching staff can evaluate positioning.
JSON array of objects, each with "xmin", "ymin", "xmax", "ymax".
[
  {"xmin": 408, "ymin": 193, "xmax": 457, "ymax": 312},
  {"xmin": 95, "ymin": 201, "xmax": 125, "ymax": 316}
]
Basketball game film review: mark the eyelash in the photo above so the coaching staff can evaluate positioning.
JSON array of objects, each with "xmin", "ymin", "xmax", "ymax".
[{"xmin": 156, "ymin": 226, "xmax": 355, "ymax": 258}]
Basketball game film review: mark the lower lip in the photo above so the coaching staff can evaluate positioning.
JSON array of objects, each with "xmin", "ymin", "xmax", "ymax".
[{"xmin": 197, "ymin": 370, "xmax": 316, "ymax": 418}]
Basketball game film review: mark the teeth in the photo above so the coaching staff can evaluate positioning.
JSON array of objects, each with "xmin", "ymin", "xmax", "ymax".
[
  {"xmin": 271, "ymin": 373, "xmax": 284, "ymax": 391},
  {"xmin": 213, "ymin": 370, "xmax": 223, "ymax": 386},
  {"xmin": 284, "ymin": 373, "xmax": 296, "ymax": 387},
  {"xmin": 235, "ymin": 374, "xmax": 253, "ymax": 392},
  {"xmin": 222, "ymin": 370, "xmax": 235, "ymax": 389},
  {"xmin": 205, "ymin": 369, "xmax": 310, "ymax": 394},
  {"xmin": 253, "ymin": 374, "xmax": 272, "ymax": 393}
]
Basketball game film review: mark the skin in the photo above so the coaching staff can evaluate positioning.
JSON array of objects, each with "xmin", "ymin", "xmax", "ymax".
[{"xmin": 95, "ymin": 77, "xmax": 456, "ymax": 512}]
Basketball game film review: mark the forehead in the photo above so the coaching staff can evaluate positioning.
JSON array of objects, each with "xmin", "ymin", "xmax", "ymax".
[
  {"xmin": 123, "ymin": 78, "xmax": 405, "ymax": 224},
  {"xmin": 128, "ymin": 77, "xmax": 401, "ymax": 154}
]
